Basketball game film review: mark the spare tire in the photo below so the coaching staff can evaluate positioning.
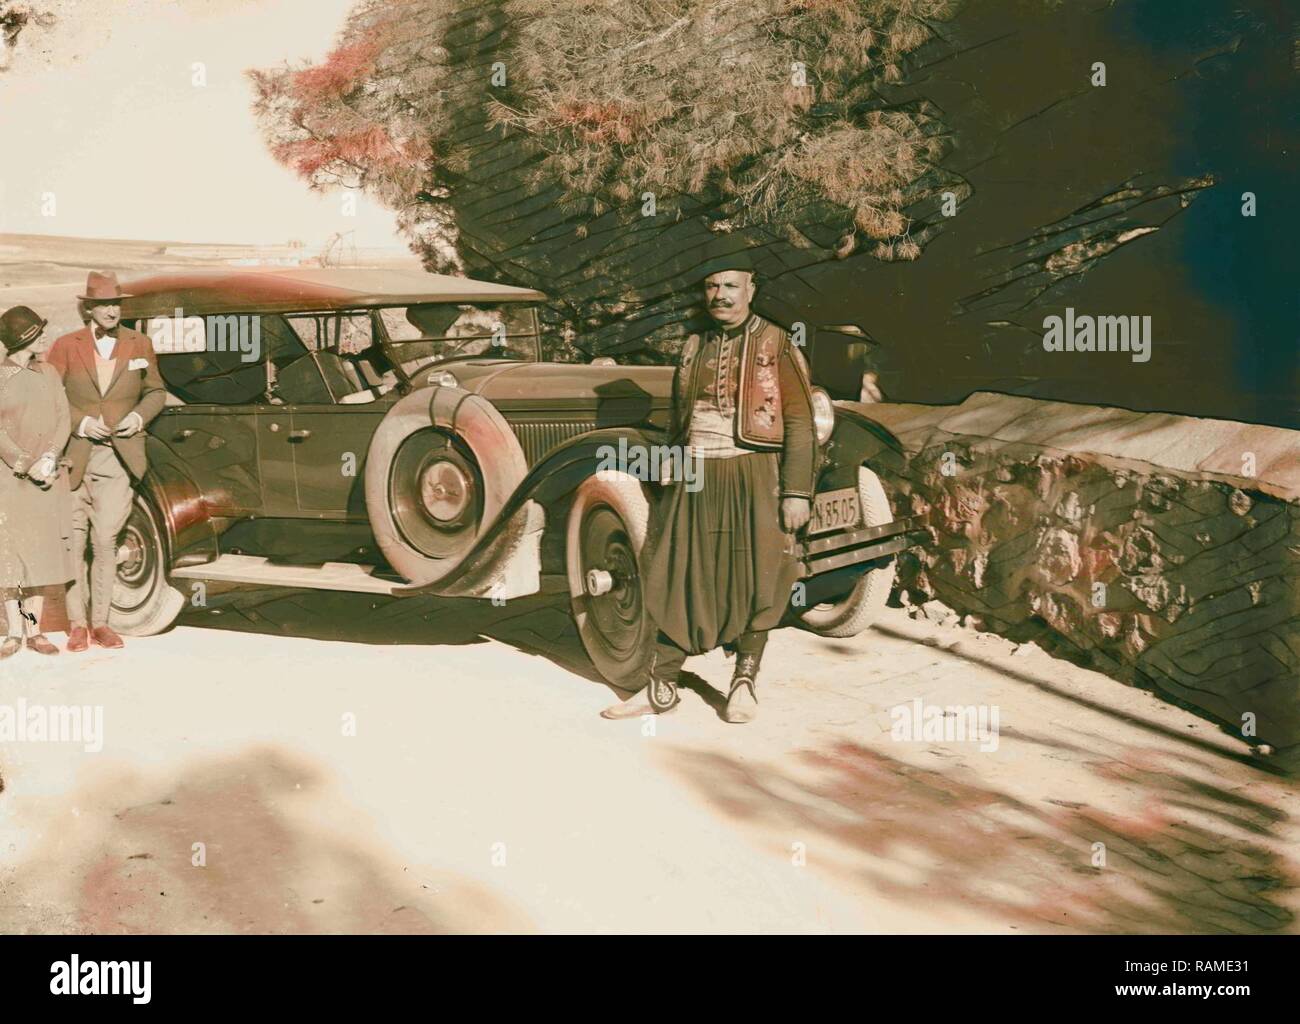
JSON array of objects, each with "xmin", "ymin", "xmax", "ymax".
[{"xmin": 364, "ymin": 387, "xmax": 529, "ymax": 585}]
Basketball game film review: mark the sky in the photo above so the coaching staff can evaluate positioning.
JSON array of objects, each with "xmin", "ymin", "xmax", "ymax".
[{"xmin": 0, "ymin": 0, "xmax": 405, "ymax": 249}]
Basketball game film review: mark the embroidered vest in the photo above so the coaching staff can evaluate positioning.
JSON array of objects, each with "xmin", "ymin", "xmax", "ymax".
[{"xmin": 671, "ymin": 314, "xmax": 813, "ymax": 450}]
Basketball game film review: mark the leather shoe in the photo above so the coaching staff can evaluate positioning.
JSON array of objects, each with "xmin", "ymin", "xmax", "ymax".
[
  {"xmin": 722, "ymin": 678, "xmax": 758, "ymax": 723},
  {"xmin": 26, "ymin": 634, "xmax": 59, "ymax": 656},
  {"xmin": 66, "ymin": 626, "xmax": 89, "ymax": 652},
  {"xmin": 91, "ymin": 625, "xmax": 124, "ymax": 649},
  {"xmin": 722, "ymin": 652, "xmax": 761, "ymax": 724},
  {"xmin": 0, "ymin": 636, "xmax": 20, "ymax": 659},
  {"xmin": 601, "ymin": 679, "xmax": 680, "ymax": 720}
]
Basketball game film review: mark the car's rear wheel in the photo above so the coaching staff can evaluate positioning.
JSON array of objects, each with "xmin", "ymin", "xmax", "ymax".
[
  {"xmin": 797, "ymin": 465, "xmax": 897, "ymax": 638},
  {"xmin": 110, "ymin": 496, "xmax": 186, "ymax": 636},
  {"xmin": 566, "ymin": 473, "xmax": 653, "ymax": 691}
]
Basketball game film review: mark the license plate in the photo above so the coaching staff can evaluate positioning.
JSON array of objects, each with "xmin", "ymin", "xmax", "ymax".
[{"xmin": 808, "ymin": 487, "xmax": 861, "ymax": 536}]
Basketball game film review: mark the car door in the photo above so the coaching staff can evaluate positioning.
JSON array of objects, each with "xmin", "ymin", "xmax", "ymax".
[
  {"xmin": 256, "ymin": 405, "xmax": 298, "ymax": 517},
  {"xmin": 147, "ymin": 314, "xmax": 264, "ymax": 515},
  {"xmin": 285, "ymin": 311, "xmax": 386, "ymax": 518},
  {"xmin": 160, "ymin": 407, "xmax": 262, "ymax": 515},
  {"xmin": 290, "ymin": 402, "xmax": 384, "ymax": 517}
]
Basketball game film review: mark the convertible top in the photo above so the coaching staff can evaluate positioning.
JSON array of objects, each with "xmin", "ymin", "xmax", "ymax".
[{"xmin": 120, "ymin": 268, "xmax": 548, "ymax": 319}]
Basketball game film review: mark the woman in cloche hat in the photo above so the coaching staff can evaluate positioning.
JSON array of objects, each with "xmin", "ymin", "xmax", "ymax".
[{"xmin": 0, "ymin": 305, "xmax": 74, "ymax": 658}]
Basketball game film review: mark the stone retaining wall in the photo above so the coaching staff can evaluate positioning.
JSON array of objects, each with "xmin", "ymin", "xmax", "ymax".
[{"xmin": 854, "ymin": 392, "xmax": 1300, "ymax": 752}]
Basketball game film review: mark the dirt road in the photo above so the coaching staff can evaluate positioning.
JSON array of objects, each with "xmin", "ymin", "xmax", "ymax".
[{"xmin": 2, "ymin": 591, "xmax": 1295, "ymax": 935}]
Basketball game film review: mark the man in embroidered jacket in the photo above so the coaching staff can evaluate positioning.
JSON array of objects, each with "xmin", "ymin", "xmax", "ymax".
[{"xmin": 603, "ymin": 256, "xmax": 816, "ymax": 723}]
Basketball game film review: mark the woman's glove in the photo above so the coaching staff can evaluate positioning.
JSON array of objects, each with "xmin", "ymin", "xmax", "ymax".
[{"xmin": 27, "ymin": 453, "xmax": 58, "ymax": 487}]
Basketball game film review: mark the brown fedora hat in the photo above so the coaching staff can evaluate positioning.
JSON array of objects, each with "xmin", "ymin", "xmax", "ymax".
[
  {"xmin": 78, "ymin": 270, "xmax": 132, "ymax": 303},
  {"xmin": 0, "ymin": 305, "xmax": 49, "ymax": 354}
]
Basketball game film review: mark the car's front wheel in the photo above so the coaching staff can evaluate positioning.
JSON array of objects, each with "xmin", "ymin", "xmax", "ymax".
[
  {"xmin": 566, "ymin": 473, "xmax": 653, "ymax": 691},
  {"xmin": 110, "ymin": 496, "xmax": 186, "ymax": 636}
]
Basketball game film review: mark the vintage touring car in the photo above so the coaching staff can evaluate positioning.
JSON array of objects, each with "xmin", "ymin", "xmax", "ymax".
[{"xmin": 105, "ymin": 268, "xmax": 921, "ymax": 688}]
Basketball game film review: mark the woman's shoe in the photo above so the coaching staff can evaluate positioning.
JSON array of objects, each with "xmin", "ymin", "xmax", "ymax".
[
  {"xmin": 26, "ymin": 634, "xmax": 59, "ymax": 656},
  {"xmin": 0, "ymin": 636, "xmax": 21, "ymax": 660}
]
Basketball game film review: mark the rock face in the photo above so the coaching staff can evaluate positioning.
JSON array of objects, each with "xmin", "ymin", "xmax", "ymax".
[{"xmin": 859, "ymin": 392, "xmax": 1300, "ymax": 751}]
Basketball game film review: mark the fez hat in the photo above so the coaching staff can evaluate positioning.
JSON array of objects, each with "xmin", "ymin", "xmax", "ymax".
[
  {"xmin": 0, "ymin": 305, "xmax": 48, "ymax": 354},
  {"xmin": 79, "ymin": 270, "xmax": 132, "ymax": 303}
]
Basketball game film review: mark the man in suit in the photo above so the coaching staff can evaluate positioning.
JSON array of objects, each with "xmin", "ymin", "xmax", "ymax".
[{"xmin": 44, "ymin": 271, "xmax": 165, "ymax": 650}]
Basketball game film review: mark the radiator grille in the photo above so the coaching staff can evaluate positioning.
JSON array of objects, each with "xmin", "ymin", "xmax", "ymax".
[{"xmin": 511, "ymin": 419, "xmax": 598, "ymax": 466}]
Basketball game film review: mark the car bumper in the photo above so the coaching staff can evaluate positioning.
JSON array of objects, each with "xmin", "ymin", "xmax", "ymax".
[{"xmin": 796, "ymin": 514, "xmax": 926, "ymax": 577}]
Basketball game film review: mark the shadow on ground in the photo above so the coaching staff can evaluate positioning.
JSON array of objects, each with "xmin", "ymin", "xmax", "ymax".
[
  {"xmin": 178, "ymin": 577, "xmax": 613, "ymax": 687},
  {"xmin": 667, "ymin": 739, "xmax": 1296, "ymax": 934},
  {"xmin": 1, "ymin": 748, "xmax": 533, "ymax": 934}
]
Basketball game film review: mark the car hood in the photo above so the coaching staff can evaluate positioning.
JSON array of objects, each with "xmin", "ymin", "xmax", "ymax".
[{"xmin": 426, "ymin": 359, "xmax": 674, "ymax": 410}]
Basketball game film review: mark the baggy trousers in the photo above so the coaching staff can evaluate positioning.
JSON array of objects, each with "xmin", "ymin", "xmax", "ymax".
[
  {"xmin": 648, "ymin": 628, "xmax": 770, "ymax": 684},
  {"xmin": 642, "ymin": 451, "xmax": 798, "ymax": 685}
]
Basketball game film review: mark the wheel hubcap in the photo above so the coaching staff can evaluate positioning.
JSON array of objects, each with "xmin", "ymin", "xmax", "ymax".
[
  {"xmin": 113, "ymin": 506, "xmax": 160, "ymax": 615},
  {"xmin": 419, "ymin": 459, "xmax": 471, "ymax": 523},
  {"xmin": 117, "ymin": 524, "xmax": 148, "ymax": 585},
  {"xmin": 581, "ymin": 506, "xmax": 642, "ymax": 661},
  {"xmin": 390, "ymin": 431, "xmax": 480, "ymax": 558}
]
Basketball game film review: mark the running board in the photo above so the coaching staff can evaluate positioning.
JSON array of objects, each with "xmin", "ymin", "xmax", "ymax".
[{"xmin": 170, "ymin": 555, "xmax": 402, "ymax": 595}]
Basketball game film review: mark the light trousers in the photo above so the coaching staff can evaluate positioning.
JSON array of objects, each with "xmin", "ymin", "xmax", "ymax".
[{"xmin": 67, "ymin": 445, "xmax": 134, "ymax": 628}]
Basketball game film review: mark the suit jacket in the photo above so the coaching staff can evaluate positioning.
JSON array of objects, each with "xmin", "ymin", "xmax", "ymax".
[
  {"xmin": 44, "ymin": 325, "xmax": 166, "ymax": 489},
  {"xmin": 669, "ymin": 314, "xmax": 818, "ymax": 499}
]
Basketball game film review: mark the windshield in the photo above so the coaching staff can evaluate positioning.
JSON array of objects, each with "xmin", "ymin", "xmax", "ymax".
[{"xmin": 376, "ymin": 303, "xmax": 541, "ymax": 375}]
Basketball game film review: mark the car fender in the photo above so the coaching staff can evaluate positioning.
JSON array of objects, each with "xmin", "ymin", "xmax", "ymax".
[
  {"xmin": 395, "ymin": 424, "xmax": 667, "ymax": 598},
  {"xmin": 832, "ymin": 402, "xmax": 905, "ymax": 459},
  {"xmin": 140, "ymin": 435, "xmax": 218, "ymax": 568}
]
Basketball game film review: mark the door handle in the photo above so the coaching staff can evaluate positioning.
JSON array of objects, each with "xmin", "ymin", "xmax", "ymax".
[
  {"xmin": 288, "ymin": 429, "xmax": 312, "ymax": 442},
  {"xmin": 172, "ymin": 428, "xmax": 195, "ymax": 441}
]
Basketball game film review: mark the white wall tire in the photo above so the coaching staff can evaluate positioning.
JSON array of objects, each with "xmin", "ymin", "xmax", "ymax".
[
  {"xmin": 365, "ymin": 388, "xmax": 528, "ymax": 586},
  {"xmin": 566, "ymin": 472, "xmax": 653, "ymax": 691},
  {"xmin": 798, "ymin": 465, "xmax": 897, "ymax": 638},
  {"xmin": 110, "ymin": 496, "xmax": 185, "ymax": 636}
]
